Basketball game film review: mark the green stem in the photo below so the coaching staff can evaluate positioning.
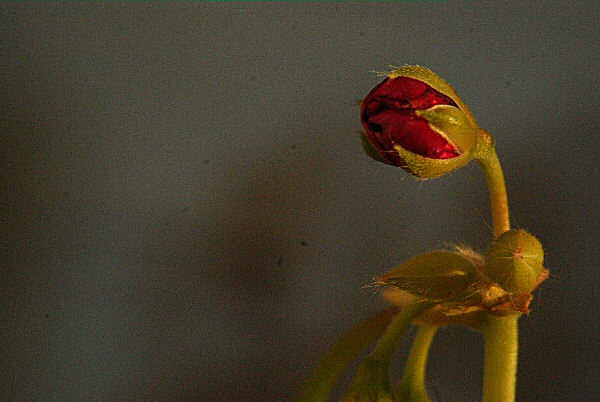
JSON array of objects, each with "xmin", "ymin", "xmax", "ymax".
[
  {"xmin": 370, "ymin": 302, "xmax": 435, "ymax": 369},
  {"xmin": 345, "ymin": 302, "xmax": 435, "ymax": 401},
  {"xmin": 397, "ymin": 326, "xmax": 438, "ymax": 401},
  {"xmin": 482, "ymin": 313, "xmax": 520, "ymax": 402},
  {"xmin": 297, "ymin": 307, "xmax": 399, "ymax": 402},
  {"xmin": 476, "ymin": 129, "xmax": 518, "ymax": 402},
  {"xmin": 475, "ymin": 130, "xmax": 510, "ymax": 239}
]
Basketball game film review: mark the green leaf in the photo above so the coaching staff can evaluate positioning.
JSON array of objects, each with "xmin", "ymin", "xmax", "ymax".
[
  {"xmin": 297, "ymin": 307, "xmax": 399, "ymax": 402},
  {"xmin": 379, "ymin": 251, "xmax": 483, "ymax": 302}
]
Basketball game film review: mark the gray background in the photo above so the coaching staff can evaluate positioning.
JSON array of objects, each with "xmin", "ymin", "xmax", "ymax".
[{"xmin": 1, "ymin": 3, "xmax": 599, "ymax": 401}]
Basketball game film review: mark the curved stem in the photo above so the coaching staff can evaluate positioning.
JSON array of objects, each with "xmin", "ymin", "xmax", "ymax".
[
  {"xmin": 345, "ymin": 301, "xmax": 435, "ymax": 401},
  {"xmin": 397, "ymin": 325, "xmax": 438, "ymax": 401},
  {"xmin": 475, "ymin": 130, "xmax": 510, "ymax": 239},
  {"xmin": 476, "ymin": 129, "xmax": 519, "ymax": 401},
  {"xmin": 482, "ymin": 313, "xmax": 519, "ymax": 402},
  {"xmin": 298, "ymin": 307, "xmax": 400, "ymax": 402},
  {"xmin": 370, "ymin": 302, "xmax": 436, "ymax": 368}
]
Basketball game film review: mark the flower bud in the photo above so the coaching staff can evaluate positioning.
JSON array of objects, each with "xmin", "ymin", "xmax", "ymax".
[
  {"xmin": 377, "ymin": 250, "xmax": 483, "ymax": 302},
  {"xmin": 360, "ymin": 65, "xmax": 479, "ymax": 178},
  {"xmin": 483, "ymin": 230, "xmax": 546, "ymax": 294}
]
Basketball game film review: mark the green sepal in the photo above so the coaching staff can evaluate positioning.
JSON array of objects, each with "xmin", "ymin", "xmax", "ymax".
[
  {"xmin": 379, "ymin": 251, "xmax": 484, "ymax": 302},
  {"xmin": 297, "ymin": 307, "xmax": 399, "ymax": 402},
  {"xmin": 394, "ymin": 145, "xmax": 474, "ymax": 179},
  {"xmin": 388, "ymin": 65, "xmax": 478, "ymax": 128},
  {"xmin": 416, "ymin": 105, "xmax": 478, "ymax": 154},
  {"xmin": 360, "ymin": 130, "xmax": 394, "ymax": 165},
  {"xmin": 483, "ymin": 230, "xmax": 545, "ymax": 294}
]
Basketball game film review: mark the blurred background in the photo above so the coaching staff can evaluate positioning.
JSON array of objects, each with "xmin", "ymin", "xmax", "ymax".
[{"xmin": 1, "ymin": 3, "xmax": 598, "ymax": 401}]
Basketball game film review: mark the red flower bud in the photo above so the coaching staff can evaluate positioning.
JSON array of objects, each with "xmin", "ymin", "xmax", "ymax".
[
  {"xmin": 360, "ymin": 66, "xmax": 479, "ymax": 178},
  {"xmin": 362, "ymin": 77, "xmax": 459, "ymax": 161}
]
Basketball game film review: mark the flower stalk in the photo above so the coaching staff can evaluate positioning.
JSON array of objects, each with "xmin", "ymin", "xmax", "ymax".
[
  {"xmin": 344, "ymin": 302, "xmax": 436, "ymax": 401},
  {"xmin": 475, "ymin": 129, "xmax": 510, "ymax": 239},
  {"xmin": 298, "ymin": 308, "xmax": 400, "ymax": 402},
  {"xmin": 396, "ymin": 326, "xmax": 438, "ymax": 402},
  {"xmin": 476, "ymin": 129, "xmax": 520, "ymax": 401},
  {"xmin": 482, "ymin": 313, "xmax": 519, "ymax": 402}
]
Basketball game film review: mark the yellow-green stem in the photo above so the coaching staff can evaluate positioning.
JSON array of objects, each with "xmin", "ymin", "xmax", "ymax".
[
  {"xmin": 476, "ymin": 129, "xmax": 518, "ymax": 402},
  {"xmin": 482, "ymin": 313, "xmax": 519, "ymax": 402},
  {"xmin": 297, "ymin": 307, "xmax": 399, "ymax": 402},
  {"xmin": 397, "ymin": 326, "xmax": 437, "ymax": 401},
  {"xmin": 370, "ymin": 302, "xmax": 436, "ymax": 367},
  {"xmin": 475, "ymin": 130, "xmax": 510, "ymax": 239},
  {"xmin": 344, "ymin": 302, "xmax": 435, "ymax": 401}
]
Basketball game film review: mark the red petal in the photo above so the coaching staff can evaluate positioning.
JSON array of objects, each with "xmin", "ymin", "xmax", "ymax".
[
  {"xmin": 361, "ymin": 77, "xmax": 460, "ymax": 162},
  {"xmin": 368, "ymin": 109, "xmax": 458, "ymax": 160}
]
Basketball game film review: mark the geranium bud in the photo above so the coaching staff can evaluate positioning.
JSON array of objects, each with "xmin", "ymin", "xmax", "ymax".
[
  {"xmin": 377, "ymin": 250, "xmax": 484, "ymax": 302},
  {"xmin": 360, "ymin": 65, "xmax": 479, "ymax": 178},
  {"xmin": 483, "ymin": 230, "xmax": 547, "ymax": 294}
]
